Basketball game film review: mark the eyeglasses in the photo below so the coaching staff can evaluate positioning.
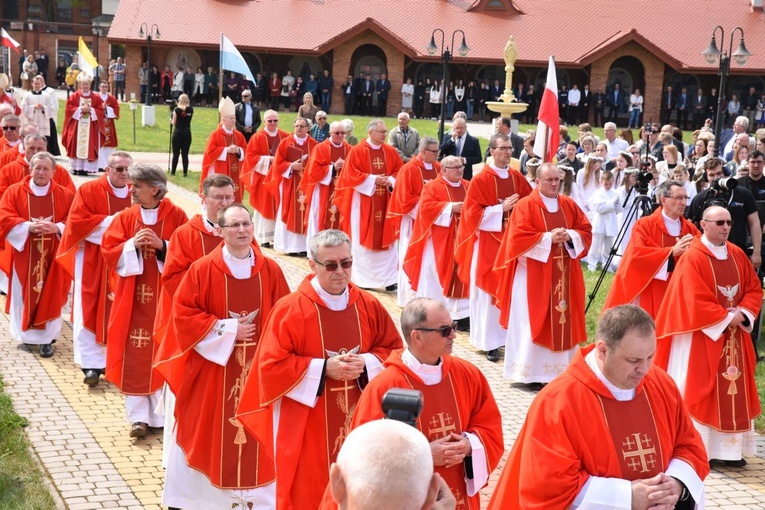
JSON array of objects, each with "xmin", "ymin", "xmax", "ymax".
[
  {"xmin": 266, "ymin": 119, "xmax": 278, "ymax": 123},
  {"xmin": 414, "ymin": 322, "xmax": 459, "ymax": 338},
  {"xmin": 209, "ymin": 195, "xmax": 234, "ymax": 202},
  {"xmin": 422, "ymin": 148, "xmax": 439, "ymax": 154},
  {"xmin": 318, "ymin": 117, "xmax": 327, "ymax": 120},
  {"xmin": 111, "ymin": 166, "xmax": 129, "ymax": 173},
  {"xmin": 703, "ymin": 219, "xmax": 733, "ymax": 226},
  {"xmin": 668, "ymin": 195, "xmax": 688, "ymax": 201},
  {"xmin": 749, "ymin": 160, "xmax": 764, "ymax": 166},
  {"xmin": 372, "ymin": 129, "xmax": 388, "ymax": 135},
  {"xmin": 314, "ymin": 259, "xmax": 353, "ymax": 271},
  {"xmin": 493, "ymin": 146, "xmax": 513, "ymax": 151},
  {"xmin": 220, "ymin": 221, "xmax": 254, "ymax": 229},
  {"xmin": 2, "ymin": 126, "xmax": 18, "ymax": 131},
  {"xmin": 332, "ymin": 131, "xmax": 346, "ymax": 135},
  {"xmin": 444, "ymin": 165, "xmax": 464, "ymax": 170}
]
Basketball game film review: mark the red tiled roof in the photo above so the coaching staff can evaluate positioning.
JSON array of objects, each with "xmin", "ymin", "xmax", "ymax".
[{"xmin": 108, "ymin": 0, "xmax": 765, "ymax": 72}]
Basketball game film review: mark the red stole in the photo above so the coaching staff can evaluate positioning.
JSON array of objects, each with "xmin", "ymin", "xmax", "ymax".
[
  {"xmin": 283, "ymin": 142, "xmax": 310, "ymax": 234},
  {"xmin": 320, "ymin": 144, "xmax": 348, "ymax": 231},
  {"xmin": 440, "ymin": 185, "xmax": 468, "ymax": 299},
  {"xmin": 368, "ymin": 146, "xmax": 390, "ymax": 250},
  {"xmin": 598, "ymin": 391, "xmax": 664, "ymax": 479},
  {"xmin": 224, "ymin": 132, "xmax": 242, "ymax": 202},
  {"xmin": 17, "ymin": 194, "xmax": 56, "ymax": 330},
  {"xmin": 640, "ymin": 227, "xmax": 684, "ymax": 315},
  {"xmin": 475, "ymin": 173, "xmax": 516, "ymax": 294}
]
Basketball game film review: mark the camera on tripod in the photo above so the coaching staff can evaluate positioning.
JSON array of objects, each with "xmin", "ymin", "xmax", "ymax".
[
  {"xmin": 381, "ymin": 388, "xmax": 423, "ymax": 427},
  {"xmin": 710, "ymin": 176, "xmax": 737, "ymax": 204}
]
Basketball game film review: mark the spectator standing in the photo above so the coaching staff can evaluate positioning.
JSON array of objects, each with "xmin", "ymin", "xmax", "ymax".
[
  {"xmin": 280, "ymin": 69, "xmax": 295, "ymax": 112},
  {"xmin": 204, "ymin": 66, "xmax": 218, "ymax": 106},
  {"xmin": 627, "ymin": 88, "xmax": 643, "ymax": 129},
  {"xmin": 112, "ymin": 57, "xmax": 125, "ymax": 101},
  {"xmin": 170, "ymin": 94, "xmax": 193, "ymax": 176},
  {"xmin": 138, "ymin": 62, "xmax": 149, "ymax": 102},
  {"xmin": 318, "ymin": 69, "xmax": 333, "ymax": 112},
  {"xmin": 400, "ymin": 77, "xmax": 414, "ymax": 115}
]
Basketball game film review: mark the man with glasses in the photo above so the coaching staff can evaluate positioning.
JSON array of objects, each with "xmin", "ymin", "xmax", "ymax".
[
  {"xmin": 238, "ymin": 229, "xmax": 402, "ymax": 509},
  {"xmin": 0, "ymin": 113, "xmax": 22, "ymax": 153},
  {"xmin": 96, "ymin": 81, "xmax": 120, "ymax": 172},
  {"xmin": 388, "ymin": 136, "xmax": 440, "ymax": 306},
  {"xmin": 157, "ymin": 203, "xmax": 288, "ymax": 510},
  {"xmin": 62, "ymin": 72, "xmax": 104, "ymax": 175},
  {"xmin": 495, "ymin": 163, "xmax": 591, "ymax": 386},
  {"xmin": 656, "ymin": 205, "xmax": 762, "ymax": 468},
  {"xmin": 351, "ymin": 297, "xmax": 503, "ymax": 510},
  {"xmin": 234, "ymin": 89, "xmax": 261, "ymax": 144},
  {"xmin": 0, "ymin": 133, "xmax": 75, "ymax": 197},
  {"xmin": 335, "ymin": 119, "xmax": 403, "ymax": 291},
  {"xmin": 455, "ymin": 134, "xmax": 531, "ymax": 361},
  {"xmin": 604, "ymin": 180, "xmax": 699, "ymax": 320},
  {"xmin": 241, "ymin": 109, "xmax": 289, "ymax": 247},
  {"xmin": 309, "ymin": 111, "xmax": 330, "ymax": 142},
  {"xmin": 201, "ymin": 96, "xmax": 247, "ymax": 203},
  {"xmin": 267, "ymin": 116, "xmax": 318, "ymax": 254},
  {"xmin": 56, "ymin": 151, "xmax": 133, "ymax": 384}
]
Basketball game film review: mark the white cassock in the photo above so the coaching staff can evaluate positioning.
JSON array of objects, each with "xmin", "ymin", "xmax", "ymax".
[
  {"xmin": 586, "ymin": 186, "xmax": 621, "ymax": 269},
  {"xmin": 250, "ymin": 148, "xmax": 276, "ymax": 244},
  {"xmin": 114, "ymin": 206, "xmax": 165, "ymax": 427},
  {"xmin": 21, "ymin": 90, "xmax": 54, "ymax": 136},
  {"xmin": 611, "ymin": 184, "xmax": 636, "ymax": 269},
  {"xmin": 274, "ymin": 135, "xmax": 307, "ymax": 254},
  {"xmin": 575, "ymin": 171, "xmax": 601, "ymax": 220},
  {"xmin": 395, "ymin": 195, "xmax": 422, "ymax": 306},
  {"xmin": 97, "ymin": 93, "xmax": 118, "ymax": 169},
  {"xmin": 349, "ymin": 140, "xmax": 398, "ymax": 289},
  {"xmin": 163, "ymin": 246, "xmax": 275, "ymax": 510},
  {"xmin": 72, "ymin": 181, "xmax": 129, "ymax": 370},
  {"xmin": 664, "ymin": 235, "xmax": 757, "ymax": 462},
  {"xmin": 571, "ymin": 349, "xmax": 706, "ymax": 509},
  {"xmin": 6, "ymin": 181, "xmax": 64, "ymax": 345},
  {"xmin": 504, "ymin": 193, "xmax": 584, "ymax": 384},
  {"xmin": 413, "ymin": 179, "xmax": 469, "ymax": 320}
]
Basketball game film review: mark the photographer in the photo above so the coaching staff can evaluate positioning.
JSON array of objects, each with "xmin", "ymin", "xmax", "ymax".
[{"xmin": 687, "ymin": 158, "xmax": 761, "ymax": 270}]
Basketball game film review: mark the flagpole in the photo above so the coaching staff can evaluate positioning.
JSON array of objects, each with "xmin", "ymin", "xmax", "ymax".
[{"xmin": 218, "ymin": 33, "xmax": 223, "ymax": 117}]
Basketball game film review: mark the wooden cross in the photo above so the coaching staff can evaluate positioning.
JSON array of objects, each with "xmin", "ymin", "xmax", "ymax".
[
  {"xmin": 621, "ymin": 433, "xmax": 656, "ymax": 473},
  {"xmin": 371, "ymin": 157, "xmax": 385, "ymax": 170},
  {"xmin": 129, "ymin": 328, "xmax": 151, "ymax": 348},
  {"xmin": 135, "ymin": 284, "xmax": 154, "ymax": 304},
  {"xmin": 427, "ymin": 412, "xmax": 457, "ymax": 439}
]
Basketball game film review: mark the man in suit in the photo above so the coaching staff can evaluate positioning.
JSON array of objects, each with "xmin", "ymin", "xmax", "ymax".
[
  {"xmin": 676, "ymin": 87, "xmax": 689, "ymax": 130},
  {"xmin": 362, "ymin": 74, "xmax": 375, "ymax": 116},
  {"xmin": 692, "ymin": 88, "xmax": 707, "ymax": 129},
  {"xmin": 558, "ymin": 83, "xmax": 569, "ymax": 125},
  {"xmin": 318, "ymin": 69, "xmax": 334, "ymax": 113},
  {"xmin": 719, "ymin": 116, "xmax": 751, "ymax": 160},
  {"xmin": 742, "ymin": 86, "xmax": 759, "ymax": 127},
  {"xmin": 234, "ymin": 90, "xmax": 261, "ymax": 143},
  {"xmin": 660, "ymin": 85, "xmax": 675, "ymax": 125},
  {"xmin": 353, "ymin": 72, "xmax": 365, "ymax": 114},
  {"xmin": 592, "ymin": 88, "xmax": 606, "ymax": 127},
  {"xmin": 375, "ymin": 73, "xmax": 391, "ymax": 117},
  {"xmin": 606, "ymin": 83, "xmax": 622, "ymax": 125},
  {"xmin": 342, "ymin": 74, "xmax": 354, "ymax": 115},
  {"xmin": 484, "ymin": 116, "xmax": 523, "ymax": 161},
  {"xmin": 439, "ymin": 118, "xmax": 482, "ymax": 180},
  {"xmin": 581, "ymin": 84, "xmax": 591, "ymax": 125},
  {"xmin": 707, "ymin": 87, "xmax": 719, "ymax": 122}
]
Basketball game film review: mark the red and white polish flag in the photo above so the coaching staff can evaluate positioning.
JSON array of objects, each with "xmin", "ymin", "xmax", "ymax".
[
  {"xmin": 533, "ymin": 56, "xmax": 560, "ymax": 163},
  {"xmin": 1, "ymin": 28, "xmax": 20, "ymax": 53}
]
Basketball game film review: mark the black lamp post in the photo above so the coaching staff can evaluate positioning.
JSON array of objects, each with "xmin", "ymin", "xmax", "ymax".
[
  {"xmin": 427, "ymin": 29, "xmax": 469, "ymax": 143},
  {"xmin": 91, "ymin": 25, "xmax": 103, "ymax": 83},
  {"xmin": 138, "ymin": 23, "xmax": 160, "ymax": 106},
  {"xmin": 702, "ymin": 25, "xmax": 751, "ymax": 159}
]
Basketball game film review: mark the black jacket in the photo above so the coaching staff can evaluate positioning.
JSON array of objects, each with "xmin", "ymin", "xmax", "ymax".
[{"xmin": 439, "ymin": 133, "xmax": 482, "ymax": 180}]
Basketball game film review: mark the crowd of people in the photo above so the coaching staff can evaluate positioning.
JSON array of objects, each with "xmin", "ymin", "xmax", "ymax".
[{"xmin": 2, "ymin": 60, "xmax": 765, "ymax": 508}]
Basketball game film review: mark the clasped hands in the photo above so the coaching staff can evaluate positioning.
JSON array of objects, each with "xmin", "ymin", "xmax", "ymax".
[
  {"xmin": 431, "ymin": 433, "xmax": 472, "ymax": 468},
  {"xmin": 227, "ymin": 144, "xmax": 240, "ymax": 154},
  {"xmin": 551, "ymin": 227, "xmax": 571, "ymax": 244},
  {"xmin": 134, "ymin": 228, "xmax": 163, "ymax": 251},
  {"xmin": 631, "ymin": 473, "xmax": 683, "ymax": 510},
  {"xmin": 326, "ymin": 353, "xmax": 365, "ymax": 381},
  {"xmin": 501, "ymin": 194, "xmax": 519, "ymax": 212},
  {"xmin": 29, "ymin": 219, "xmax": 59, "ymax": 235},
  {"xmin": 375, "ymin": 176, "xmax": 392, "ymax": 188},
  {"xmin": 671, "ymin": 234, "xmax": 693, "ymax": 258}
]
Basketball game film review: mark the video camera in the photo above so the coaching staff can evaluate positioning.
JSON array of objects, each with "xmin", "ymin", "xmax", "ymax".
[{"xmin": 381, "ymin": 388, "xmax": 423, "ymax": 427}]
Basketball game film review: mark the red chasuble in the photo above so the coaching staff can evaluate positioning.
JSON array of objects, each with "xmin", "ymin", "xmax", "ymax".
[
  {"xmin": 0, "ymin": 144, "xmax": 20, "ymax": 167},
  {"xmin": 455, "ymin": 165, "xmax": 531, "ymax": 296},
  {"xmin": 237, "ymin": 276, "xmax": 403, "ymax": 510},
  {"xmin": 155, "ymin": 244, "xmax": 289, "ymax": 489},
  {"xmin": 300, "ymin": 139, "xmax": 351, "ymax": 231},
  {"xmin": 101, "ymin": 201, "xmax": 187, "ymax": 395},
  {"xmin": 100, "ymin": 94, "xmax": 120, "ymax": 148},
  {"xmin": 201, "ymin": 127, "xmax": 247, "ymax": 203},
  {"xmin": 0, "ymin": 156, "xmax": 76, "ymax": 197},
  {"xmin": 267, "ymin": 135, "xmax": 318, "ymax": 235},
  {"xmin": 61, "ymin": 90, "xmax": 104, "ymax": 162},
  {"xmin": 494, "ymin": 189, "xmax": 592, "ymax": 351},
  {"xmin": 655, "ymin": 239, "xmax": 762, "ymax": 432},
  {"xmin": 487, "ymin": 345, "xmax": 709, "ymax": 510},
  {"xmin": 404, "ymin": 175, "xmax": 469, "ymax": 298},
  {"xmin": 386, "ymin": 155, "xmax": 440, "ymax": 236},
  {"xmin": 0, "ymin": 177, "xmax": 74, "ymax": 327},
  {"xmin": 334, "ymin": 140, "xmax": 403, "ymax": 250},
  {"xmin": 240, "ymin": 128, "xmax": 289, "ymax": 217},
  {"xmin": 349, "ymin": 350, "xmax": 504, "ymax": 510},
  {"xmin": 603, "ymin": 208, "xmax": 699, "ymax": 318},
  {"xmin": 56, "ymin": 175, "xmax": 131, "ymax": 344}
]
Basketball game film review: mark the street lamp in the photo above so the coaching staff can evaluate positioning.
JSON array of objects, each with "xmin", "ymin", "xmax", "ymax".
[
  {"xmin": 138, "ymin": 23, "xmax": 160, "ymax": 106},
  {"xmin": 427, "ymin": 29, "xmax": 469, "ymax": 143},
  {"xmin": 701, "ymin": 25, "xmax": 751, "ymax": 158},
  {"xmin": 91, "ymin": 26, "xmax": 103, "ymax": 83}
]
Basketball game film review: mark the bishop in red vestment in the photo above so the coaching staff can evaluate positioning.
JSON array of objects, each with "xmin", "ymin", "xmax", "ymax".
[
  {"xmin": 62, "ymin": 73, "xmax": 104, "ymax": 174},
  {"xmin": 237, "ymin": 229, "xmax": 402, "ymax": 510},
  {"xmin": 334, "ymin": 119, "xmax": 403, "ymax": 290},
  {"xmin": 56, "ymin": 151, "xmax": 132, "ymax": 385},
  {"xmin": 349, "ymin": 298, "xmax": 504, "ymax": 510},
  {"xmin": 387, "ymin": 137, "xmax": 440, "ymax": 305},
  {"xmin": 0, "ymin": 134, "xmax": 75, "ymax": 197},
  {"xmin": 454, "ymin": 134, "xmax": 532, "ymax": 360},
  {"xmin": 604, "ymin": 182, "xmax": 698, "ymax": 318},
  {"xmin": 101, "ymin": 164, "xmax": 188, "ymax": 438},
  {"xmin": 156, "ymin": 204, "xmax": 290, "ymax": 509},
  {"xmin": 494, "ymin": 164, "xmax": 591, "ymax": 384},
  {"xmin": 0, "ymin": 153, "xmax": 74, "ymax": 357},
  {"xmin": 200, "ymin": 97, "xmax": 246, "ymax": 203},
  {"xmin": 265, "ymin": 117, "xmax": 318, "ymax": 254},
  {"xmin": 655, "ymin": 206, "xmax": 762, "ymax": 465},
  {"xmin": 96, "ymin": 82, "xmax": 120, "ymax": 171},
  {"xmin": 488, "ymin": 306, "xmax": 708, "ymax": 510},
  {"xmin": 239, "ymin": 110, "xmax": 289, "ymax": 245}
]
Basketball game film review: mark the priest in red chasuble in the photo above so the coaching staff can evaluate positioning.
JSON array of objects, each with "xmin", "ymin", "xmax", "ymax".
[
  {"xmin": 236, "ymin": 229, "xmax": 402, "ymax": 510},
  {"xmin": 61, "ymin": 72, "xmax": 104, "ymax": 175},
  {"xmin": 494, "ymin": 163, "xmax": 591, "ymax": 385},
  {"xmin": 240, "ymin": 109, "xmax": 289, "ymax": 246},
  {"xmin": 101, "ymin": 164, "xmax": 187, "ymax": 439},
  {"xmin": 488, "ymin": 305, "xmax": 709, "ymax": 510},
  {"xmin": 0, "ymin": 133, "xmax": 75, "ymax": 198},
  {"xmin": 265, "ymin": 116, "xmax": 317, "ymax": 255},
  {"xmin": 350, "ymin": 298, "xmax": 504, "ymax": 510},
  {"xmin": 156, "ymin": 203, "xmax": 289, "ymax": 509},
  {"xmin": 455, "ymin": 134, "xmax": 531, "ymax": 362},
  {"xmin": 0, "ymin": 112, "xmax": 22, "ymax": 154},
  {"xmin": 334, "ymin": 119, "xmax": 403, "ymax": 291},
  {"xmin": 56, "ymin": 151, "xmax": 132, "ymax": 386},
  {"xmin": 655, "ymin": 205, "xmax": 762, "ymax": 467},
  {"xmin": 403, "ymin": 156, "xmax": 469, "ymax": 321},
  {"xmin": 387, "ymin": 136, "xmax": 440, "ymax": 306},
  {"xmin": 604, "ymin": 180, "xmax": 698, "ymax": 319},
  {"xmin": 301, "ymin": 120, "xmax": 351, "ymax": 255},
  {"xmin": 200, "ymin": 96, "xmax": 246, "ymax": 203},
  {"xmin": 0, "ymin": 152, "xmax": 74, "ymax": 358},
  {"xmin": 96, "ymin": 81, "xmax": 120, "ymax": 172}
]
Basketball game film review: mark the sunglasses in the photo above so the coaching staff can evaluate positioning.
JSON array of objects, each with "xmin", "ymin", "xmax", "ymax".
[
  {"xmin": 266, "ymin": 119, "xmax": 278, "ymax": 123},
  {"xmin": 2, "ymin": 126, "xmax": 18, "ymax": 131},
  {"xmin": 703, "ymin": 219, "xmax": 733, "ymax": 226},
  {"xmin": 111, "ymin": 166, "xmax": 129, "ymax": 173},
  {"xmin": 414, "ymin": 322, "xmax": 459, "ymax": 338},
  {"xmin": 314, "ymin": 259, "xmax": 353, "ymax": 271}
]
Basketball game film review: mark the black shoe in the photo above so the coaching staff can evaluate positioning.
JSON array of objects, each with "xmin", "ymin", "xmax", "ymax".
[
  {"xmin": 385, "ymin": 284, "xmax": 398, "ymax": 293},
  {"xmin": 486, "ymin": 349, "xmax": 500, "ymax": 362},
  {"xmin": 39, "ymin": 343, "xmax": 54, "ymax": 358},
  {"xmin": 83, "ymin": 369, "xmax": 100, "ymax": 386},
  {"xmin": 457, "ymin": 318, "xmax": 470, "ymax": 331},
  {"xmin": 98, "ymin": 168, "xmax": 105, "ymax": 173},
  {"xmin": 724, "ymin": 458, "xmax": 747, "ymax": 467},
  {"xmin": 528, "ymin": 382, "xmax": 546, "ymax": 391},
  {"xmin": 260, "ymin": 242, "xmax": 272, "ymax": 248}
]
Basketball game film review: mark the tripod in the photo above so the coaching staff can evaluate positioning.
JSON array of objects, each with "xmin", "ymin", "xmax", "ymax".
[{"xmin": 585, "ymin": 188, "xmax": 654, "ymax": 313}]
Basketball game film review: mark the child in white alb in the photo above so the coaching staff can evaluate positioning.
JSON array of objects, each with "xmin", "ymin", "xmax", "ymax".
[{"xmin": 587, "ymin": 171, "xmax": 621, "ymax": 271}]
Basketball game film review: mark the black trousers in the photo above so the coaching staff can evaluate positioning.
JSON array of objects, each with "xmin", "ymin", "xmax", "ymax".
[{"xmin": 171, "ymin": 128, "xmax": 192, "ymax": 175}]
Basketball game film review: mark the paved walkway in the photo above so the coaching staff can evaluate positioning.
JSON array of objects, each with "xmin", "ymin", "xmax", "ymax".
[{"xmin": 3, "ymin": 163, "xmax": 765, "ymax": 509}]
